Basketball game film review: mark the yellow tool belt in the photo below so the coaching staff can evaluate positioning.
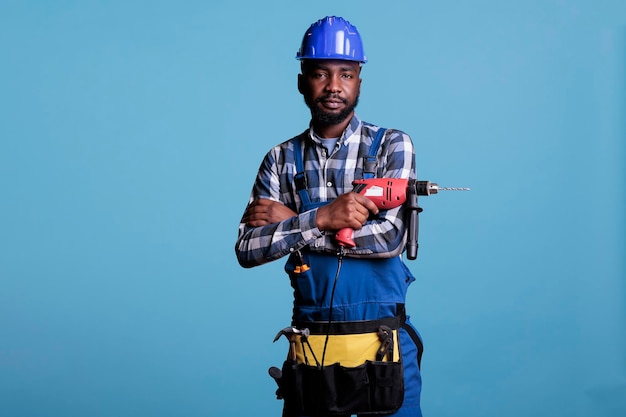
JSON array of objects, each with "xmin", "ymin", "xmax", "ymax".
[
  {"xmin": 289, "ymin": 314, "xmax": 405, "ymax": 367},
  {"xmin": 293, "ymin": 330, "xmax": 400, "ymax": 367}
]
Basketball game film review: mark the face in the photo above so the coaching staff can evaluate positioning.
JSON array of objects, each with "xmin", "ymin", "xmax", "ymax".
[{"xmin": 298, "ymin": 60, "xmax": 362, "ymax": 126}]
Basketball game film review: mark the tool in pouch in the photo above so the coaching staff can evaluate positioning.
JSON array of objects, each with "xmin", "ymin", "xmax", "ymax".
[{"xmin": 269, "ymin": 128, "xmax": 406, "ymax": 416}]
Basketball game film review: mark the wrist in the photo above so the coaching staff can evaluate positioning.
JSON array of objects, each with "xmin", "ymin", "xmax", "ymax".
[{"xmin": 315, "ymin": 206, "xmax": 328, "ymax": 231}]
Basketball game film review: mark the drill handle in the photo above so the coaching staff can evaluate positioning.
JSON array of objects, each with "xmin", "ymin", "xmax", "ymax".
[
  {"xmin": 405, "ymin": 180, "xmax": 423, "ymax": 260},
  {"xmin": 335, "ymin": 227, "xmax": 356, "ymax": 248},
  {"xmin": 406, "ymin": 210, "xmax": 419, "ymax": 260}
]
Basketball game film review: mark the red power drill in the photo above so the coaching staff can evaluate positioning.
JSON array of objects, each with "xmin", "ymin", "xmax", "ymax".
[{"xmin": 335, "ymin": 178, "xmax": 460, "ymax": 259}]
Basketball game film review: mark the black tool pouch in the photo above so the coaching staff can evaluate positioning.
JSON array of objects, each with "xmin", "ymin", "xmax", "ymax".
[{"xmin": 271, "ymin": 358, "xmax": 403, "ymax": 416}]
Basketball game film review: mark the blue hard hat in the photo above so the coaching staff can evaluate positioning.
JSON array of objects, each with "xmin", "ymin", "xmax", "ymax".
[{"xmin": 296, "ymin": 16, "xmax": 367, "ymax": 63}]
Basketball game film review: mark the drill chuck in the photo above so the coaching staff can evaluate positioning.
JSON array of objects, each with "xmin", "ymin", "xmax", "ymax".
[{"xmin": 415, "ymin": 181, "xmax": 440, "ymax": 196}]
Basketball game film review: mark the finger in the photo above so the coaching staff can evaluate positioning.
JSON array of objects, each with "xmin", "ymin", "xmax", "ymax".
[
  {"xmin": 246, "ymin": 219, "xmax": 268, "ymax": 227},
  {"xmin": 346, "ymin": 194, "xmax": 376, "ymax": 218},
  {"xmin": 243, "ymin": 206, "xmax": 265, "ymax": 222},
  {"xmin": 355, "ymin": 209, "xmax": 371, "ymax": 227},
  {"xmin": 355, "ymin": 194, "xmax": 379, "ymax": 215},
  {"xmin": 251, "ymin": 198, "xmax": 273, "ymax": 207},
  {"xmin": 249, "ymin": 200, "xmax": 274, "ymax": 217}
]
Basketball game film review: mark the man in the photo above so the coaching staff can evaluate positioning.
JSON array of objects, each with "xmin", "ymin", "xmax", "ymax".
[{"xmin": 235, "ymin": 16, "xmax": 423, "ymax": 417}]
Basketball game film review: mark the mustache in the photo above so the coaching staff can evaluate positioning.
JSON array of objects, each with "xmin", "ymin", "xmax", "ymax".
[{"xmin": 316, "ymin": 94, "xmax": 347, "ymax": 104}]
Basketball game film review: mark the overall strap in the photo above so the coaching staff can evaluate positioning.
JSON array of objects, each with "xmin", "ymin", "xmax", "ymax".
[
  {"xmin": 292, "ymin": 137, "xmax": 312, "ymax": 209},
  {"xmin": 293, "ymin": 127, "xmax": 387, "ymax": 211},
  {"xmin": 363, "ymin": 128, "xmax": 387, "ymax": 179}
]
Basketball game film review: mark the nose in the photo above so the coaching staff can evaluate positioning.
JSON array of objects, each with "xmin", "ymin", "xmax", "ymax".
[{"xmin": 325, "ymin": 73, "xmax": 341, "ymax": 93}]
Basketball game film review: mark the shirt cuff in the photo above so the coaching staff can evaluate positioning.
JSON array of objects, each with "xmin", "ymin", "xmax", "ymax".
[{"xmin": 298, "ymin": 209, "xmax": 323, "ymax": 243}]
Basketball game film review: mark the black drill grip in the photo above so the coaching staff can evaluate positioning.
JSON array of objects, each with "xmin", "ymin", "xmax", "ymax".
[{"xmin": 406, "ymin": 180, "xmax": 423, "ymax": 260}]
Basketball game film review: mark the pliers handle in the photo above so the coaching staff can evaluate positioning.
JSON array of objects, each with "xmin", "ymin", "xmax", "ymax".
[{"xmin": 376, "ymin": 325, "xmax": 394, "ymax": 361}]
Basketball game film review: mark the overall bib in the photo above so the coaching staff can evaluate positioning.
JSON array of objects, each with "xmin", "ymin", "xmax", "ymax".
[{"xmin": 272, "ymin": 129, "xmax": 424, "ymax": 417}]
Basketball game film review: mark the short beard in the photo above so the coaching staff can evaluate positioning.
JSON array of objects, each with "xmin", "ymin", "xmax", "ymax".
[{"xmin": 305, "ymin": 94, "xmax": 359, "ymax": 126}]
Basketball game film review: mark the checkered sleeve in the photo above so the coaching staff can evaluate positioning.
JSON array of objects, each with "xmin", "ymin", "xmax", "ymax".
[{"xmin": 235, "ymin": 143, "xmax": 324, "ymax": 268}]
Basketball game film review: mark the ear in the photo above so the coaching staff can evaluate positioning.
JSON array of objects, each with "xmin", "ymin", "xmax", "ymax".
[{"xmin": 297, "ymin": 73, "xmax": 304, "ymax": 95}]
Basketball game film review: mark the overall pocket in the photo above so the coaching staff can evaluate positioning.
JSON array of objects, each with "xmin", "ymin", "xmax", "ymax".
[{"xmin": 285, "ymin": 252, "xmax": 318, "ymax": 306}]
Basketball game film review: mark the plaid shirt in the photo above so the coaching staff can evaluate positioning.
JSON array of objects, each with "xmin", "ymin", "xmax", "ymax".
[{"xmin": 236, "ymin": 114, "xmax": 416, "ymax": 268}]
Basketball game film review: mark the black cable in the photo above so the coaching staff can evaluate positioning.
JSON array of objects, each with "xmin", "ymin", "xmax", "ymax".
[{"xmin": 320, "ymin": 249, "xmax": 344, "ymax": 369}]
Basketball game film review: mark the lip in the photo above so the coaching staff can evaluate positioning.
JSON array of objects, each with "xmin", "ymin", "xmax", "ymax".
[{"xmin": 320, "ymin": 98, "xmax": 344, "ymax": 109}]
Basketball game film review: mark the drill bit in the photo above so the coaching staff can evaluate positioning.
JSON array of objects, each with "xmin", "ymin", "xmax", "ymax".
[
  {"xmin": 438, "ymin": 187, "xmax": 471, "ymax": 191},
  {"xmin": 414, "ymin": 181, "xmax": 470, "ymax": 196}
]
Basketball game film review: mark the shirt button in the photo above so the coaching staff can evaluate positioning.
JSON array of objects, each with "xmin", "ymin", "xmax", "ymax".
[{"xmin": 326, "ymin": 181, "xmax": 333, "ymax": 187}]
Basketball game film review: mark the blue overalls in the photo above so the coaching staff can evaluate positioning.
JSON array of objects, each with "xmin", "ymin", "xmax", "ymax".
[{"xmin": 279, "ymin": 128, "xmax": 424, "ymax": 417}]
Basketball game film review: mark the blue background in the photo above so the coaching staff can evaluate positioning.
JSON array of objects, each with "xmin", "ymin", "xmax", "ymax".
[{"xmin": 1, "ymin": 1, "xmax": 624, "ymax": 416}]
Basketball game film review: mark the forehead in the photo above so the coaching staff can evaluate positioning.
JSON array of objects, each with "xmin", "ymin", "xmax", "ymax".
[{"xmin": 302, "ymin": 59, "xmax": 361, "ymax": 73}]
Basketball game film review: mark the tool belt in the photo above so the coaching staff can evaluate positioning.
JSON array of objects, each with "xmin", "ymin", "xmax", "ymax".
[{"xmin": 269, "ymin": 315, "xmax": 405, "ymax": 416}]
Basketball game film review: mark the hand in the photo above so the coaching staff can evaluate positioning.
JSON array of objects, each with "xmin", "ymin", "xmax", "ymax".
[
  {"xmin": 243, "ymin": 199, "xmax": 297, "ymax": 227},
  {"xmin": 316, "ymin": 192, "xmax": 379, "ymax": 232}
]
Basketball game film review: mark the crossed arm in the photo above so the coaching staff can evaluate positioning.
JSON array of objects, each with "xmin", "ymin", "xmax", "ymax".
[
  {"xmin": 235, "ymin": 130, "xmax": 415, "ymax": 268},
  {"xmin": 243, "ymin": 193, "xmax": 378, "ymax": 230}
]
